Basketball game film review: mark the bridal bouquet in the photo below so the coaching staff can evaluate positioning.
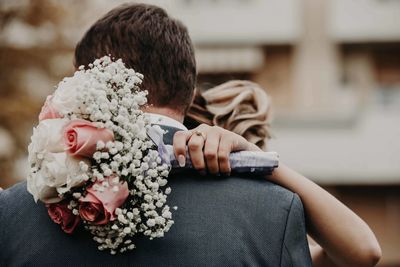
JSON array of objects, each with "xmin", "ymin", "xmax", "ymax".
[{"xmin": 27, "ymin": 56, "xmax": 174, "ymax": 254}]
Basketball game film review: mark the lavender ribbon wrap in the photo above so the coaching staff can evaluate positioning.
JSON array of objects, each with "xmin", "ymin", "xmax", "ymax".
[{"xmin": 148, "ymin": 126, "xmax": 279, "ymax": 175}]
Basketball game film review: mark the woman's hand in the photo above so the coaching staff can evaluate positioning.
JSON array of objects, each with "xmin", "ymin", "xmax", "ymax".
[{"xmin": 173, "ymin": 124, "xmax": 261, "ymax": 175}]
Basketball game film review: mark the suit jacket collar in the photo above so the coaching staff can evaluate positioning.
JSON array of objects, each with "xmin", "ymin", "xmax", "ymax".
[{"xmin": 152, "ymin": 124, "xmax": 185, "ymax": 145}]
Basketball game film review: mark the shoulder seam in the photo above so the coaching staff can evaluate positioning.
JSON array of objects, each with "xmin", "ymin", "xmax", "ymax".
[
  {"xmin": 279, "ymin": 192, "xmax": 295, "ymax": 267},
  {"xmin": 283, "ymin": 243, "xmax": 294, "ymax": 267}
]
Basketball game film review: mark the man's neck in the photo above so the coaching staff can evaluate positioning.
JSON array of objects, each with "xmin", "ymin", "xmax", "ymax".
[{"xmin": 143, "ymin": 106, "xmax": 184, "ymax": 124}]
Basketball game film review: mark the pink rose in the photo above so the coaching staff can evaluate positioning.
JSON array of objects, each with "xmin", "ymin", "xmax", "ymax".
[
  {"xmin": 64, "ymin": 119, "xmax": 114, "ymax": 158},
  {"xmin": 47, "ymin": 201, "xmax": 80, "ymax": 234},
  {"xmin": 39, "ymin": 95, "xmax": 62, "ymax": 121},
  {"xmin": 79, "ymin": 177, "xmax": 129, "ymax": 225}
]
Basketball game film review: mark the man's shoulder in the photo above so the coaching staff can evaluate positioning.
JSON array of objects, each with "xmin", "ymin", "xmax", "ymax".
[
  {"xmin": 0, "ymin": 181, "xmax": 69, "ymax": 266},
  {"xmin": 225, "ymin": 175, "xmax": 299, "ymax": 214},
  {"xmin": 0, "ymin": 181, "xmax": 33, "ymax": 207},
  {"xmin": 229, "ymin": 175, "xmax": 294, "ymax": 199},
  {"xmin": 0, "ymin": 181, "xmax": 41, "ymax": 228},
  {"xmin": 168, "ymin": 173, "xmax": 299, "ymax": 222},
  {"xmin": 171, "ymin": 173, "xmax": 296, "ymax": 203}
]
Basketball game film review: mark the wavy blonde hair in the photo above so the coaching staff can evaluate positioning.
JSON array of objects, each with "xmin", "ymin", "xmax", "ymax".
[{"xmin": 185, "ymin": 80, "xmax": 272, "ymax": 150}]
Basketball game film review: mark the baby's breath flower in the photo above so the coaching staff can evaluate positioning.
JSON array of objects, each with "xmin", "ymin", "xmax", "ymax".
[
  {"xmin": 93, "ymin": 152, "xmax": 102, "ymax": 161},
  {"xmin": 96, "ymin": 141, "xmax": 105, "ymax": 150},
  {"xmin": 104, "ymin": 169, "xmax": 112, "ymax": 177},
  {"xmin": 28, "ymin": 56, "xmax": 174, "ymax": 255}
]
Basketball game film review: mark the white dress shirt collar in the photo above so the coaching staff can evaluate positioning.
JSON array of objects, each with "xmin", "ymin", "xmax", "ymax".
[{"xmin": 146, "ymin": 113, "xmax": 188, "ymax": 131}]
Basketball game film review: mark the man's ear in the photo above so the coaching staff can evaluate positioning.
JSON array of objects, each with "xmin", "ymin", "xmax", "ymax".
[
  {"xmin": 191, "ymin": 88, "xmax": 197, "ymax": 105},
  {"xmin": 183, "ymin": 88, "xmax": 197, "ymax": 116},
  {"xmin": 72, "ymin": 57, "xmax": 78, "ymax": 70}
]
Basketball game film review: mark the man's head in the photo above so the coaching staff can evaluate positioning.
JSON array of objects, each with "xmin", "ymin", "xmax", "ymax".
[{"xmin": 74, "ymin": 3, "xmax": 196, "ymax": 116}]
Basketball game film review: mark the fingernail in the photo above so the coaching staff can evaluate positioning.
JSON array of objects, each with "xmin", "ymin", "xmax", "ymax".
[{"xmin": 178, "ymin": 155, "xmax": 186, "ymax": 167}]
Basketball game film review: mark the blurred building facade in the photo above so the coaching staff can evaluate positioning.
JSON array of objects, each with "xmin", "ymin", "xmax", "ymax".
[{"xmin": 0, "ymin": 0, "xmax": 399, "ymax": 265}]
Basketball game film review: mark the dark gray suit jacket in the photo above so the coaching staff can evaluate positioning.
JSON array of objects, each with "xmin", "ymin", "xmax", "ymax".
[{"xmin": 0, "ymin": 125, "xmax": 311, "ymax": 267}]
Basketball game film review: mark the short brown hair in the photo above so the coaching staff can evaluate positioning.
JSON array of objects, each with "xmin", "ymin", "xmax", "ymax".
[{"xmin": 74, "ymin": 3, "xmax": 196, "ymax": 113}]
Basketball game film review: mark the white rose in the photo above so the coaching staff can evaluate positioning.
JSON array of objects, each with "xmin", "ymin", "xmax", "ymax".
[
  {"xmin": 51, "ymin": 73, "xmax": 84, "ymax": 114},
  {"xmin": 55, "ymin": 153, "xmax": 90, "ymax": 194},
  {"xmin": 28, "ymin": 119, "xmax": 68, "ymax": 165},
  {"xmin": 27, "ymin": 171, "xmax": 61, "ymax": 203},
  {"xmin": 27, "ymin": 152, "xmax": 89, "ymax": 203}
]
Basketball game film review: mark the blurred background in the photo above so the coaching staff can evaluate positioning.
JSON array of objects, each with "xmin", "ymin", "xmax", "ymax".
[{"xmin": 0, "ymin": 0, "xmax": 399, "ymax": 265}]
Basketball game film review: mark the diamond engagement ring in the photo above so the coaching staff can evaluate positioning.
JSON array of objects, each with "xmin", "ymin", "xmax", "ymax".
[{"xmin": 193, "ymin": 130, "xmax": 206, "ymax": 141}]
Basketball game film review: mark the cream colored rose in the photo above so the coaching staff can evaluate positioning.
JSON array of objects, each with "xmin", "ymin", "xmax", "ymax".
[
  {"xmin": 27, "ymin": 152, "xmax": 88, "ymax": 203},
  {"xmin": 51, "ymin": 74, "xmax": 82, "ymax": 115},
  {"xmin": 27, "ymin": 170, "xmax": 60, "ymax": 203},
  {"xmin": 28, "ymin": 119, "xmax": 68, "ymax": 165}
]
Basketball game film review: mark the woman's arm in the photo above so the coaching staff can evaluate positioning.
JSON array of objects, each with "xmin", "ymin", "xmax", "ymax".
[
  {"xmin": 269, "ymin": 163, "xmax": 381, "ymax": 267},
  {"xmin": 309, "ymin": 244, "xmax": 337, "ymax": 267},
  {"xmin": 173, "ymin": 125, "xmax": 382, "ymax": 267}
]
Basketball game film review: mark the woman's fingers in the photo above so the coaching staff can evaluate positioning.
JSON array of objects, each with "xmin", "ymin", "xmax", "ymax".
[
  {"xmin": 173, "ymin": 130, "xmax": 191, "ymax": 167},
  {"xmin": 173, "ymin": 124, "xmax": 258, "ymax": 175},
  {"xmin": 187, "ymin": 132, "xmax": 206, "ymax": 171},
  {"xmin": 203, "ymin": 129, "xmax": 221, "ymax": 174},
  {"xmin": 218, "ymin": 134, "xmax": 233, "ymax": 174},
  {"xmin": 173, "ymin": 128, "xmax": 209, "ymax": 171}
]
